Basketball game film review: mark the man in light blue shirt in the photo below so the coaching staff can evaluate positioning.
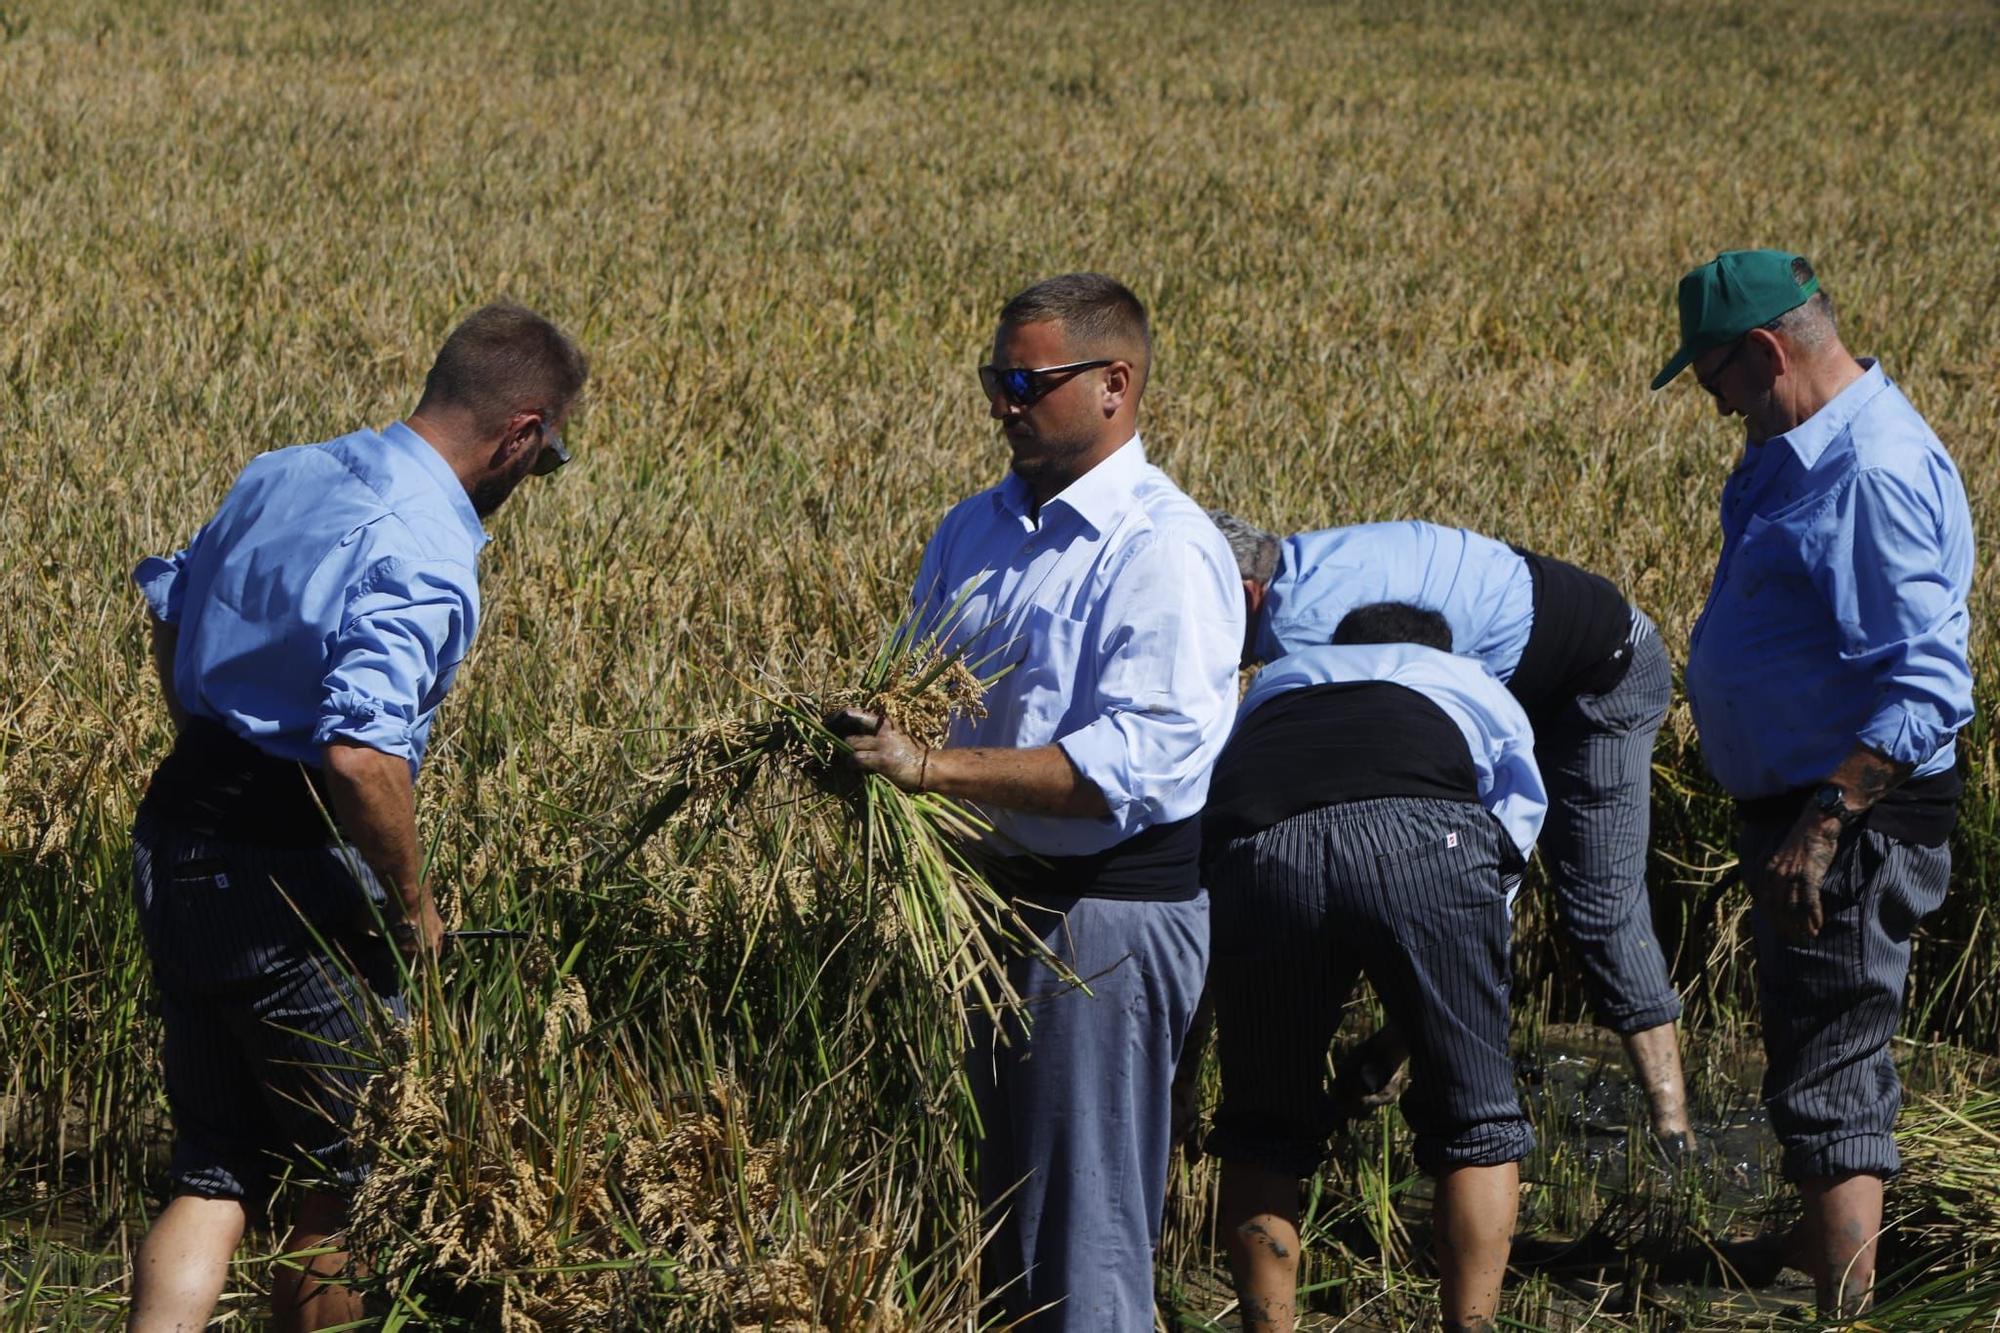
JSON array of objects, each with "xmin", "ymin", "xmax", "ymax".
[
  {"xmin": 842, "ymin": 274, "xmax": 1242, "ymax": 1331},
  {"xmin": 1207, "ymin": 515, "xmax": 1693, "ymax": 1150},
  {"xmin": 127, "ymin": 303, "xmax": 586, "ymax": 1333},
  {"xmin": 1656, "ymin": 249, "xmax": 1973, "ymax": 1316}
]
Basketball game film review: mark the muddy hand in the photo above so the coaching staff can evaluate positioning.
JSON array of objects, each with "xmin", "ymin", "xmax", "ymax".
[
  {"xmin": 1761, "ymin": 817, "xmax": 1838, "ymax": 941},
  {"xmin": 828, "ymin": 709, "xmax": 929, "ymax": 792}
]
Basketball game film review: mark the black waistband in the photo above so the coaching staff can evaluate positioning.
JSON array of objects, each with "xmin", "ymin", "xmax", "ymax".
[
  {"xmin": 1735, "ymin": 768, "xmax": 1964, "ymax": 848},
  {"xmin": 1202, "ymin": 682, "xmax": 1479, "ymax": 846},
  {"xmin": 976, "ymin": 815, "xmax": 1203, "ymax": 903},
  {"xmin": 1508, "ymin": 547, "xmax": 1635, "ymax": 713},
  {"xmin": 139, "ymin": 717, "xmax": 340, "ymax": 847}
]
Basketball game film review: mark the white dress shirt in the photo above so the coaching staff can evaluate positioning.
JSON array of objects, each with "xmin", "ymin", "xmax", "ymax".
[{"xmin": 908, "ymin": 436, "xmax": 1245, "ymax": 856}]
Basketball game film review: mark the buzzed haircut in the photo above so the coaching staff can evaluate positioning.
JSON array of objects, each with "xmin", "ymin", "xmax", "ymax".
[
  {"xmin": 1206, "ymin": 510, "xmax": 1282, "ymax": 586},
  {"xmin": 415, "ymin": 301, "xmax": 590, "ymax": 433},
  {"xmin": 999, "ymin": 272, "xmax": 1151, "ymax": 383},
  {"xmin": 1333, "ymin": 602, "xmax": 1454, "ymax": 653}
]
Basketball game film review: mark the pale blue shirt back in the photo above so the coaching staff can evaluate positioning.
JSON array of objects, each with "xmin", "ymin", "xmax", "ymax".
[
  {"xmin": 909, "ymin": 437, "xmax": 1245, "ymax": 857},
  {"xmin": 1241, "ymin": 642, "xmax": 1547, "ymax": 858},
  {"xmin": 1257, "ymin": 521, "xmax": 1536, "ymax": 677},
  {"xmin": 1684, "ymin": 361, "xmax": 1974, "ymax": 798},
  {"xmin": 133, "ymin": 422, "xmax": 488, "ymax": 772}
]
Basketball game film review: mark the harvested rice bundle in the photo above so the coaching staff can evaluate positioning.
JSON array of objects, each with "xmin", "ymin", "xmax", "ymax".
[{"xmin": 605, "ymin": 619, "xmax": 1067, "ymax": 1019}]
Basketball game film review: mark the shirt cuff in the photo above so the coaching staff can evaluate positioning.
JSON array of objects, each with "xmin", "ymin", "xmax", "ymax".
[
  {"xmin": 132, "ymin": 556, "xmax": 185, "ymax": 625},
  {"xmin": 1857, "ymin": 705, "xmax": 1949, "ymax": 771},
  {"xmin": 1055, "ymin": 717, "xmax": 1144, "ymax": 825},
  {"xmin": 313, "ymin": 693, "xmax": 417, "ymax": 763}
]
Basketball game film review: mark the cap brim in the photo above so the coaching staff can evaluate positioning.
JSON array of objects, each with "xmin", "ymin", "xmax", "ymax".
[{"xmin": 1649, "ymin": 346, "xmax": 1694, "ymax": 392}]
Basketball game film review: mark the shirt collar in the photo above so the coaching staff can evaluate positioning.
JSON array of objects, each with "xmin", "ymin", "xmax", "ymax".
[
  {"xmin": 384, "ymin": 420, "xmax": 491, "ymax": 550},
  {"xmin": 995, "ymin": 434, "xmax": 1147, "ymax": 535},
  {"xmin": 1765, "ymin": 359, "xmax": 1888, "ymax": 471}
]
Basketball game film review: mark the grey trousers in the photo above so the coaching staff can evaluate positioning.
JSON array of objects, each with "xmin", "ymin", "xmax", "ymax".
[
  {"xmin": 1533, "ymin": 611, "xmax": 1683, "ymax": 1034},
  {"xmin": 1205, "ymin": 798, "xmax": 1534, "ymax": 1177},
  {"xmin": 967, "ymin": 891, "xmax": 1209, "ymax": 1333},
  {"xmin": 1740, "ymin": 818, "xmax": 1949, "ymax": 1181}
]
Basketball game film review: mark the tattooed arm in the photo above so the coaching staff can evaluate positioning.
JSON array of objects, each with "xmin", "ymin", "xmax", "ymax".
[{"xmin": 1761, "ymin": 746, "xmax": 1913, "ymax": 942}]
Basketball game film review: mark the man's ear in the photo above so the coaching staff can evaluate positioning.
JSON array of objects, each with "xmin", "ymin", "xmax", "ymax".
[
  {"xmin": 1099, "ymin": 360, "xmax": 1133, "ymax": 418},
  {"xmin": 1745, "ymin": 327, "xmax": 1789, "ymax": 383},
  {"xmin": 494, "ymin": 412, "xmax": 541, "ymax": 465},
  {"xmin": 1243, "ymin": 578, "xmax": 1267, "ymax": 619}
]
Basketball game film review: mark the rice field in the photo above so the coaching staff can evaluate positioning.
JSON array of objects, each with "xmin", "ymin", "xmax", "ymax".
[{"xmin": 4, "ymin": 0, "xmax": 2000, "ymax": 1327}]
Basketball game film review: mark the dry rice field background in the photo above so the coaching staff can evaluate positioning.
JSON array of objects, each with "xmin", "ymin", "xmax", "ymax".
[{"xmin": 4, "ymin": 0, "xmax": 2000, "ymax": 1328}]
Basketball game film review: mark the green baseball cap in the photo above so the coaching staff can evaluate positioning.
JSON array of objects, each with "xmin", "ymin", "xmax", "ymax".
[{"xmin": 1649, "ymin": 249, "xmax": 1819, "ymax": 390}]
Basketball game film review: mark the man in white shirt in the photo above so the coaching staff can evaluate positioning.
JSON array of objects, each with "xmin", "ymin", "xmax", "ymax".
[{"xmin": 841, "ymin": 273, "xmax": 1243, "ymax": 1330}]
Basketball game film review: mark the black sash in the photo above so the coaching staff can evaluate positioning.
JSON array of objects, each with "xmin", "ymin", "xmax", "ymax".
[
  {"xmin": 1508, "ymin": 547, "xmax": 1635, "ymax": 716},
  {"xmin": 976, "ymin": 815, "xmax": 1203, "ymax": 903},
  {"xmin": 139, "ymin": 717, "xmax": 340, "ymax": 847}
]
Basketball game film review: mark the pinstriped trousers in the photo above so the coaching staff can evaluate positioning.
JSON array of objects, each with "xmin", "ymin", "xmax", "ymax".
[
  {"xmin": 1532, "ymin": 611, "xmax": 1683, "ymax": 1034},
  {"xmin": 1206, "ymin": 798, "xmax": 1534, "ymax": 1177},
  {"xmin": 1740, "ymin": 818, "xmax": 1949, "ymax": 1181},
  {"xmin": 966, "ymin": 890, "xmax": 1209, "ymax": 1333},
  {"xmin": 132, "ymin": 807, "xmax": 404, "ymax": 1201}
]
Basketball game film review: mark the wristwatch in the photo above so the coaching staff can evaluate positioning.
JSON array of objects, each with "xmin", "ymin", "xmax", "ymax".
[{"xmin": 1811, "ymin": 783, "xmax": 1865, "ymax": 829}]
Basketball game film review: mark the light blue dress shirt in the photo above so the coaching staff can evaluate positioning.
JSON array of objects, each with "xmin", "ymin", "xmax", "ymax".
[
  {"xmin": 1256, "ymin": 522, "xmax": 1536, "ymax": 677},
  {"xmin": 909, "ymin": 437, "xmax": 1246, "ymax": 857},
  {"xmin": 1684, "ymin": 361, "xmax": 1974, "ymax": 799},
  {"xmin": 133, "ymin": 422, "xmax": 488, "ymax": 773},
  {"xmin": 1241, "ymin": 642, "xmax": 1547, "ymax": 858}
]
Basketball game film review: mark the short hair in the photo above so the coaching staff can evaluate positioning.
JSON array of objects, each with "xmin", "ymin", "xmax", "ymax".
[
  {"xmin": 999, "ymin": 272, "xmax": 1151, "ymax": 383},
  {"xmin": 1762, "ymin": 255, "xmax": 1837, "ymax": 349},
  {"xmin": 415, "ymin": 302, "xmax": 589, "ymax": 433},
  {"xmin": 1206, "ymin": 510, "xmax": 1281, "ymax": 586},
  {"xmin": 1332, "ymin": 602, "xmax": 1453, "ymax": 652}
]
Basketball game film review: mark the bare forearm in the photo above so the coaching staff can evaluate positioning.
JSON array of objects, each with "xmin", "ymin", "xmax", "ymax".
[
  {"xmin": 147, "ymin": 615, "xmax": 188, "ymax": 731},
  {"xmin": 921, "ymin": 743, "xmax": 1111, "ymax": 819},
  {"xmin": 322, "ymin": 740, "xmax": 424, "ymax": 914}
]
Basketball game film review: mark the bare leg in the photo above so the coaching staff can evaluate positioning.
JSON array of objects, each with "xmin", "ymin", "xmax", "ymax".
[
  {"xmin": 1433, "ymin": 1162, "xmax": 1516, "ymax": 1331},
  {"xmin": 1219, "ymin": 1160, "xmax": 1300, "ymax": 1333},
  {"xmin": 1620, "ymin": 1021, "xmax": 1692, "ymax": 1145},
  {"xmin": 270, "ymin": 1189, "xmax": 366, "ymax": 1333},
  {"xmin": 1799, "ymin": 1173, "xmax": 1884, "ymax": 1317},
  {"xmin": 129, "ymin": 1193, "xmax": 247, "ymax": 1332}
]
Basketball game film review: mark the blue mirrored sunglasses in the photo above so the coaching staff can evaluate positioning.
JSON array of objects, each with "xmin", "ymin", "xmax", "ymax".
[{"xmin": 978, "ymin": 359, "xmax": 1113, "ymax": 408}]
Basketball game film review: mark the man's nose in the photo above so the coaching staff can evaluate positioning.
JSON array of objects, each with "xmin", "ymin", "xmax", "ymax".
[{"xmin": 988, "ymin": 394, "xmax": 1017, "ymax": 421}]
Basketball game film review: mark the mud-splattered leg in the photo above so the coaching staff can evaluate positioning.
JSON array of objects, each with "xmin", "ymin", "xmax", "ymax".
[
  {"xmin": 1801, "ymin": 1173, "xmax": 1884, "ymax": 1316},
  {"xmin": 1218, "ymin": 1160, "xmax": 1299, "ymax": 1333}
]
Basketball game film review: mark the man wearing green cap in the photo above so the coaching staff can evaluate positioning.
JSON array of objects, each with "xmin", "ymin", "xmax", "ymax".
[{"xmin": 1653, "ymin": 250, "xmax": 1974, "ymax": 1315}]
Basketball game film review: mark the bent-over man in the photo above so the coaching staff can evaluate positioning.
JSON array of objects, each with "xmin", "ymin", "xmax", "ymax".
[
  {"xmin": 841, "ymin": 273, "xmax": 1242, "ymax": 1330},
  {"xmin": 1654, "ymin": 249, "xmax": 1973, "ymax": 1315},
  {"xmin": 127, "ymin": 303, "xmax": 586, "ymax": 1332},
  {"xmin": 1205, "ymin": 602, "xmax": 1545, "ymax": 1333},
  {"xmin": 1206, "ymin": 513, "xmax": 1691, "ymax": 1149}
]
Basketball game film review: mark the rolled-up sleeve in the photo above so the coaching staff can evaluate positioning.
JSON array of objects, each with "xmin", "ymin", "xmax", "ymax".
[
  {"xmin": 313, "ymin": 555, "xmax": 477, "ymax": 768},
  {"xmin": 1816, "ymin": 466, "xmax": 1974, "ymax": 768},
  {"xmin": 132, "ymin": 533, "xmax": 202, "ymax": 625},
  {"xmin": 1056, "ymin": 527, "xmax": 1244, "ymax": 832}
]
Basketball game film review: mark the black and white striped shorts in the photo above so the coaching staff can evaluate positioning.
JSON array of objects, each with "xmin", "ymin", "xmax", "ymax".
[{"xmin": 1205, "ymin": 796, "xmax": 1534, "ymax": 1177}]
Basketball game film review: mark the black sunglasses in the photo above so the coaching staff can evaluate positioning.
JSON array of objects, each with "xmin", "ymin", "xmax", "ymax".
[
  {"xmin": 1695, "ymin": 338, "xmax": 1747, "ymax": 400},
  {"xmin": 978, "ymin": 359, "xmax": 1113, "ymax": 408},
  {"xmin": 530, "ymin": 419, "xmax": 571, "ymax": 476}
]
